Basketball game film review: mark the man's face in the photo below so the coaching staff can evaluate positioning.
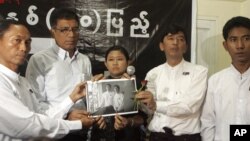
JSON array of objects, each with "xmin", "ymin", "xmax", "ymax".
[
  {"xmin": 106, "ymin": 85, "xmax": 111, "ymax": 91},
  {"xmin": 51, "ymin": 19, "xmax": 79, "ymax": 52},
  {"xmin": 223, "ymin": 26, "xmax": 250, "ymax": 65},
  {"xmin": 0, "ymin": 24, "xmax": 31, "ymax": 71},
  {"xmin": 159, "ymin": 31, "xmax": 187, "ymax": 60},
  {"xmin": 114, "ymin": 86, "xmax": 119, "ymax": 93}
]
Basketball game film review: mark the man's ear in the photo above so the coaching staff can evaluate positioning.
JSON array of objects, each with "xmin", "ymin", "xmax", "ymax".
[
  {"xmin": 183, "ymin": 44, "xmax": 188, "ymax": 53},
  {"xmin": 50, "ymin": 29, "xmax": 55, "ymax": 38},
  {"xmin": 223, "ymin": 41, "xmax": 228, "ymax": 51},
  {"xmin": 104, "ymin": 61, "xmax": 107, "ymax": 68},
  {"xmin": 159, "ymin": 42, "xmax": 164, "ymax": 51}
]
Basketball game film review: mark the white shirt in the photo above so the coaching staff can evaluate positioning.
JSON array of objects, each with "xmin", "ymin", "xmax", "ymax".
[
  {"xmin": 201, "ymin": 65, "xmax": 250, "ymax": 141},
  {"xmin": 100, "ymin": 91, "xmax": 114, "ymax": 107},
  {"xmin": 146, "ymin": 59, "xmax": 208, "ymax": 135},
  {"xmin": 26, "ymin": 44, "xmax": 92, "ymax": 107},
  {"xmin": 113, "ymin": 93, "xmax": 124, "ymax": 111},
  {"xmin": 0, "ymin": 64, "xmax": 82, "ymax": 141}
]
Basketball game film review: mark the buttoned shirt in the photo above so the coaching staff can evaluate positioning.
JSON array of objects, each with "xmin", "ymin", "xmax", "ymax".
[
  {"xmin": 113, "ymin": 93, "xmax": 124, "ymax": 112},
  {"xmin": 100, "ymin": 91, "xmax": 114, "ymax": 107},
  {"xmin": 146, "ymin": 59, "xmax": 208, "ymax": 135},
  {"xmin": 0, "ymin": 64, "xmax": 82, "ymax": 141},
  {"xmin": 201, "ymin": 65, "xmax": 250, "ymax": 141},
  {"xmin": 26, "ymin": 44, "xmax": 92, "ymax": 108}
]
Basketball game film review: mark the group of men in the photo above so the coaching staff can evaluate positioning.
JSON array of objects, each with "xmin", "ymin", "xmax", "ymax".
[
  {"xmin": 0, "ymin": 8, "xmax": 105, "ymax": 141},
  {"xmin": 136, "ymin": 16, "xmax": 250, "ymax": 141},
  {"xmin": 0, "ymin": 7, "xmax": 250, "ymax": 141}
]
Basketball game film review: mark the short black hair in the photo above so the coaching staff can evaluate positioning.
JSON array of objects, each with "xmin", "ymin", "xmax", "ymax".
[
  {"xmin": 160, "ymin": 24, "xmax": 188, "ymax": 43},
  {"xmin": 105, "ymin": 45, "xmax": 129, "ymax": 62},
  {"xmin": 50, "ymin": 8, "xmax": 79, "ymax": 27},
  {"xmin": 223, "ymin": 16, "xmax": 250, "ymax": 40},
  {"xmin": 0, "ymin": 19, "xmax": 25, "ymax": 38},
  {"xmin": 105, "ymin": 84, "xmax": 111, "ymax": 88},
  {"xmin": 113, "ymin": 85, "xmax": 120, "ymax": 91}
]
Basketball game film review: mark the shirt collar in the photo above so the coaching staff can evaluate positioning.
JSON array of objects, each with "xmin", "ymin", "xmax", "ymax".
[
  {"xmin": 230, "ymin": 64, "xmax": 250, "ymax": 78},
  {"xmin": 53, "ymin": 44, "xmax": 79, "ymax": 60},
  {"xmin": 0, "ymin": 64, "xmax": 20, "ymax": 82},
  {"xmin": 165, "ymin": 58, "xmax": 185, "ymax": 70}
]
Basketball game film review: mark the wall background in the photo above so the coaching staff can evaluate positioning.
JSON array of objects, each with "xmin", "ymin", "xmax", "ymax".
[{"xmin": 196, "ymin": 0, "xmax": 250, "ymax": 76}]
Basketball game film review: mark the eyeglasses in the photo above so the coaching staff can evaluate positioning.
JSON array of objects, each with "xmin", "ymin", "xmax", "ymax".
[{"xmin": 53, "ymin": 27, "xmax": 80, "ymax": 35}]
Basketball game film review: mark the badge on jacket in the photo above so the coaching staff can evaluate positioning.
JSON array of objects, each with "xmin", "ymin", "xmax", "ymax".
[{"xmin": 182, "ymin": 72, "xmax": 190, "ymax": 75}]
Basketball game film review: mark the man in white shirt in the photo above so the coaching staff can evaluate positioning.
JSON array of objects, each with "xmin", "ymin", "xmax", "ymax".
[
  {"xmin": 136, "ymin": 24, "xmax": 208, "ymax": 141},
  {"xmin": 26, "ymin": 8, "xmax": 92, "ymax": 108},
  {"xmin": 201, "ymin": 16, "xmax": 250, "ymax": 141},
  {"xmin": 0, "ymin": 19, "xmax": 105, "ymax": 141},
  {"xmin": 100, "ymin": 84, "xmax": 114, "ymax": 107},
  {"xmin": 25, "ymin": 8, "xmax": 97, "ymax": 140},
  {"xmin": 112, "ymin": 85, "xmax": 124, "ymax": 112}
]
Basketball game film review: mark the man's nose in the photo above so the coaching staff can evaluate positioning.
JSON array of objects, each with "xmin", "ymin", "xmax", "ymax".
[
  {"xmin": 173, "ymin": 38, "xmax": 178, "ymax": 44},
  {"xmin": 236, "ymin": 40, "xmax": 244, "ymax": 49},
  {"xmin": 112, "ymin": 59, "xmax": 119, "ymax": 65},
  {"xmin": 20, "ymin": 42, "xmax": 30, "ymax": 52},
  {"xmin": 67, "ymin": 29, "xmax": 75, "ymax": 37}
]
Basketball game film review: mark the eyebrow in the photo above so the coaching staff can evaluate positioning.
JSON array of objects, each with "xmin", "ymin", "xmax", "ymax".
[
  {"xmin": 243, "ymin": 34, "xmax": 250, "ymax": 37},
  {"xmin": 229, "ymin": 34, "xmax": 250, "ymax": 38},
  {"xmin": 14, "ymin": 35, "xmax": 32, "ymax": 40}
]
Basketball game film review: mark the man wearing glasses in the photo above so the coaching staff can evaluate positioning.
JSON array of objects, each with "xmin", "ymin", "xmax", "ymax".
[{"xmin": 26, "ymin": 8, "xmax": 94, "ymax": 140}]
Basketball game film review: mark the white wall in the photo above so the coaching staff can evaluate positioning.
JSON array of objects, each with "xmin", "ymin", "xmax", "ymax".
[
  {"xmin": 242, "ymin": 0, "xmax": 250, "ymax": 16},
  {"xmin": 196, "ymin": 0, "xmax": 250, "ymax": 75}
]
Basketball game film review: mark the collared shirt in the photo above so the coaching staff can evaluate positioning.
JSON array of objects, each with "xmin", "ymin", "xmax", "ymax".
[
  {"xmin": 145, "ymin": 59, "xmax": 208, "ymax": 135},
  {"xmin": 100, "ymin": 91, "xmax": 114, "ymax": 107},
  {"xmin": 113, "ymin": 93, "xmax": 124, "ymax": 112},
  {"xmin": 0, "ymin": 64, "xmax": 82, "ymax": 141},
  {"xmin": 201, "ymin": 65, "xmax": 250, "ymax": 141},
  {"xmin": 26, "ymin": 44, "xmax": 92, "ymax": 108}
]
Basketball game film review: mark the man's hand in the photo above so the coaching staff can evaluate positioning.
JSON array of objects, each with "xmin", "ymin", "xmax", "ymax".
[
  {"xmin": 135, "ymin": 91, "xmax": 156, "ymax": 111},
  {"xmin": 69, "ymin": 82, "xmax": 86, "ymax": 103},
  {"xmin": 67, "ymin": 109, "xmax": 89, "ymax": 120},
  {"xmin": 80, "ymin": 116, "xmax": 95, "ymax": 128},
  {"xmin": 67, "ymin": 109, "xmax": 95, "ymax": 128},
  {"xmin": 93, "ymin": 116, "xmax": 106, "ymax": 129},
  {"xmin": 114, "ymin": 114, "xmax": 129, "ymax": 130}
]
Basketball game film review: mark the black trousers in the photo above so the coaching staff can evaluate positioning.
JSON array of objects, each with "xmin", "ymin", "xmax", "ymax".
[{"xmin": 149, "ymin": 127, "xmax": 201, "ymax": 141}]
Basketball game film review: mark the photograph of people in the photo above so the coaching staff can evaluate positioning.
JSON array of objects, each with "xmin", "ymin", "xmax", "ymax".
[
  {"xmin": 100, "ymin": 83, "xmax": 114, "ymax": 107},
  {"xmin": 112, "ymin": 85, "xmax": 124, "ymax": 112}
]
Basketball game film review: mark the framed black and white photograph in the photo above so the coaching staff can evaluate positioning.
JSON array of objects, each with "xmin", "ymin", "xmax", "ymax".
[{"xmin": 86, "ymin": 78, "xmax": 138, "ymax": 117}]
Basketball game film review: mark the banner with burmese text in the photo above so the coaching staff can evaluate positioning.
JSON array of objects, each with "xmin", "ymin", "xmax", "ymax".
[{"xmin": 0, "ymin": 0, "xmax": 194, "ymax": 81}]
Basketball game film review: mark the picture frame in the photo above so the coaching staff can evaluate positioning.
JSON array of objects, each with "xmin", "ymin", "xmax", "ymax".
[{"xmin": 86, "ymin": 78, "xmax": 138, "ymax": 117}]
